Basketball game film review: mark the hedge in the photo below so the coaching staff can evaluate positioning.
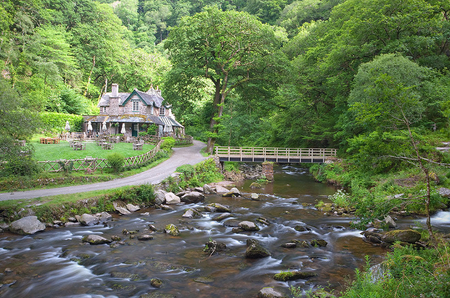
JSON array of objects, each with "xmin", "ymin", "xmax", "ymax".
[{"xmin": 40, "ymin": 112, "xmax": 84, "ymax": 133}]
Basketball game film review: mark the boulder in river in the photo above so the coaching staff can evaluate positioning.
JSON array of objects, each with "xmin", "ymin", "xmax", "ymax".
[
  {"xmin": 310, "ymin": 239, "xmax": 328, "ymax": 247},
  {"xmin": 182, "ymin": 208, "xmax": 202, "ymax": 219},
  {"xmin": 239, "ymin": 221, "xmax": 260, "ymax": 231},
  {"xmin": 150, "ymin": 278, "xmax": 163, "ymax": 288},
  {"xmin": 257, "ymin": 287, "xmax": 286, "ymax": 298},
  {"xmin": 113, "ymin": 201, "xmax": 131, "ymax": 215},
  {"xmin": 273, "ymin": 270, "xmax": 317, "ymax": 281},
  {"xmin": 207, "ymin": 203, "xmax": 231, "ymax": 213},
  {"xmin": 223, "ymin": 187, "xmax": 241, "ymax": 197},
  {"xmin": 381, "ymin": 229, "xmax": 421, "ymax": 243},
  {"xmin": 126, "ymin": 204, "xmax": 140, "ymax": 212},
  {"xmin": 79, "ymin": 214, "xmax": 99, "ymax": 226},
  {"xmin": 137, "ymin": 234, "xmax": 154, "ymax": 241},
  {"xmin": 164, "ymin": 224, "xmax": 180, "ymax": 236},
  {"xmin": 154, "ymin": 190, "xmax": 167, "ymax": 205},
  {"xmin": 245, "ymin": 239, "xmax": 271, "ymax": 258},
  {"xmin": 215, "ymin": 185, "xmax": 230, "ymax": 193},
  {"xmin": 203, "ymin": 240, "xmax": 227, "ymax": 255},
  {"xmin": 181, "ymin": 191, "xmax": 205, "ymax": 203},
  {"xmin": 165, "ymin": 192, "xmax": 181, "ymax": 205},
  {"xmin": 203, "ymin": 184, "xmax": 214, "ymax": 194},
  {"xmin": 294, "ymin": 225, "xmax": 311, "ymax": 232},
  {"xmin": 10, "ymin": 216, "xmax": 45, "ymax": 235},
  {"xmin": 82, "ymin": 235, "xmax": 112, "ymax": 245},
  {"xmin": 214, "ymin": 212, "xmax": 232, "ymax": 221}
]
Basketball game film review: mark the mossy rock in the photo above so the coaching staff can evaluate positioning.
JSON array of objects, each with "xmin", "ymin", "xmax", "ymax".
[
  {"xmin": 164, "ymin": 224, "xmax": 180, "ymax": 236},
  {"xmin": 381, "ymin": 229, "xmax": 421, "ymax": 243},
  {"xmin": 273, "ymin": 271, "xmax": 317, "ymax": 281}
]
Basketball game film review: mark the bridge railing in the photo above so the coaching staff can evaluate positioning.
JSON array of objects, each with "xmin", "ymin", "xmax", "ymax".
[{"xmin": 215, "ymin": 146, "xmax": 337, "ymax": 158}]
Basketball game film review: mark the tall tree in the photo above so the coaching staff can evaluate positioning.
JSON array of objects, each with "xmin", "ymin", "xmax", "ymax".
[{"xmin": 165, "ymin": 7, "xmax": 287, "ymax": 152}]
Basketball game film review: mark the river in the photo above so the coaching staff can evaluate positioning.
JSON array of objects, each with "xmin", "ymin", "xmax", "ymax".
[{"xmin": 0, "ymin": 164, "xmax": 437, "ymax": 298}]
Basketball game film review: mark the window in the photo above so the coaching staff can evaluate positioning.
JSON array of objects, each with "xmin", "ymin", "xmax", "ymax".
[
  {"xmin": 132, "ymin": 101, "xmax": 139, "ymax": 111},
  {"xmin": 159, "ymin": 106, "xmax": 165, "ymax": 116},
  {"xmin": 101, "ymin": 107, "xmax": 107, "ymax": 113}
]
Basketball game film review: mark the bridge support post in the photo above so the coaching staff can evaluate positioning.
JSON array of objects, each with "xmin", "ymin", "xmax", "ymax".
[{"xmin": 262, "ymin": 162, "xmax": 274, "ymax": 181}]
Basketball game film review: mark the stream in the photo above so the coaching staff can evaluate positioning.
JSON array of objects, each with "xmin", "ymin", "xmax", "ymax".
[{"xmin": 0, "ymin": 165, "xmax": 445, "ymax": 298}]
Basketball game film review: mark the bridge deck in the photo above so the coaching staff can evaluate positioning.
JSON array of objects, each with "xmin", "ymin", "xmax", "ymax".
[{"xmin": 215, "ymin": 147, "xmax": 337, "ymax": 163}]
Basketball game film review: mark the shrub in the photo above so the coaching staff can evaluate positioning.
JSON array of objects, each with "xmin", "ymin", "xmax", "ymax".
[
  {"xmin": 176, "ymin": 164, "xmax": 195, "ymax": 179},
  {"xmin": 39, "ymin": 112, "xmax": 83, "ymax": 133},
  {"xmin": 107, "ymin": 153, "xmax": 125, "ymax": 173},
  {"xmin": 161, "ymin": 136, "xmax": 176, "ymax": 151}
]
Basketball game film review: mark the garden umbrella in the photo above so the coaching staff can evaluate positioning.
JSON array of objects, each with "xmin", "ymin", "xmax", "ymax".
[
  {"xmin": 121, "ymin": 123, "xmax": 126, "ymax": 134},
  {"xmin": 102, "ymin": 121, "xmax": 107, "ymax": 131},
  {"xmin": 87, "ymin": 121, "xmax": 93, "ymax": 131},
  {"xmin": 64, "ymin": 121, "xmax": 70, "ymax": 131}
]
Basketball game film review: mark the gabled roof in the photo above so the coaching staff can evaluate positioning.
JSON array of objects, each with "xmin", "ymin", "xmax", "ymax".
[{"xmin": 121, "ymin": 86, "xmax": 164, "ymax": 108}]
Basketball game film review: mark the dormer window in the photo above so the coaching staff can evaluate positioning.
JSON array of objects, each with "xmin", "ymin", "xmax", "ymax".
[
  {"xmin": 132, "ymin": 101, "xmax": 139, "ymax": 112},
  {"xmin": 101, "ymin": 107, "xmax": 107, "ymax": 113},
  {"xmin": 160, "ymin": 106, "xmax": 165, "ymax": 116}
]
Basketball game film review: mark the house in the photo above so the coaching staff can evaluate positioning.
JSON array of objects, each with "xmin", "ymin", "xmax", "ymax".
[{"xmin": 83, "ymin": 84, "xmax": 184, "ymax": 137}]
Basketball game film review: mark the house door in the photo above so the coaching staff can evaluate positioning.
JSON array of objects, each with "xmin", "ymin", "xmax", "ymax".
[{"xmin": 132, "ymin": 124, "xmax": 138, "ymax": 137}]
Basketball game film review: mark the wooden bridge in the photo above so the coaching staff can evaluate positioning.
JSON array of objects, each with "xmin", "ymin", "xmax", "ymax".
[{"xmin": 215, "ymin": 146, "xmax": 337, "ymax": 163}]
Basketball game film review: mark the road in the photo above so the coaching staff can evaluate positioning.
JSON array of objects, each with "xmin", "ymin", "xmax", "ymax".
[{"xmin": 0, "ymin": 140, "xmax": 208, "ymax": 201}]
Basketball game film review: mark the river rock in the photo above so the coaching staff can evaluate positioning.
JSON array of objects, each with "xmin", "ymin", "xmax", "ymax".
[
  {"xmin": 294, "ymin": 225, "xmax": 311, "ymax": 232},
  {"xmin": 381, "ymin": 229, "xmax": 421, "ymax": 243},
  {"xmin": 113, "ymin": 201, "xmax": 131, "ymax": 215},
  {"xmin": 223, "ymin": 187, "xmax": 241, "ymax": 197},
  {"xmin": 82, "ymin": 235, "xmax": 112, "ymax": 245},
  {"xmin": 310, "ymin": 239, "xmax": 328, "ymax": 247},
  {"xmin": 257, "ymin": 287, "xmax": 286, "ymax": 298},
  {"xmin": 214, "ymin": 212, "xmax": 232, "ymax": 221},
  {"xmin": 181, "ymin": 191, "xmax": 205, "ymax": 203},
  {"xmin": 165, "ymin": 192, "xmax": 181, "ymax": 205},
  {"xmin": 10, "ymin": 216, "xmax": 45, "ymax": 235},
  {"xmin": 204, "ymin": 240, "xmax": 227, "ymax": 254},
  {"xmin": 245, "ymin": 239, "xmax": 271, "ymax": 258},
  {"xmin": 148, "ymin": 224, "xmax": 158, "ymax": 231},
  {"xmin": 154, "ymin": 190, "xmax": 166, "ymax": 205},
  {"xmin": 182, "ymin": 208, "xmax": 202, "ymax": 219},
  {"xmin": 127, "ymin": 204, "xmax": 140, "ymax": 212},
  {"xmin": 203, "ymin": 184, "xmax": 214, "ymax": 194},
  {"xmin": 281, "ymin": 242, "xmax": 297, "ymax": 248},
  {"xmin": 160, "ymin": 204, "xmax": 174, "ymax": 211},
  {"xmin": 438, "ymin": 187, "xmax": 450, "ymax": 197},
  {"xmin": 138, "ymin": 234, "xmax": 154, "ymax": 241},
  {"xmin": 207, "ymin": 203, "xmax": 231, "ymax": 213},
  {"xmin": 251, "ymin": 193, "xmax": 260, "ymax": 200},
  {"xmin": 384, "ymin": 215, "xmax": 397, "ymax": 228},
  {"xmin": 150, "ymin": 278, "xmax": 163, "ymax": 288},
  {"xmin": 194, "ymin": 187, "xmax": 204, "ymax": 193},
  {"xmin": 239, "ymin": 221, "xmax": 260, "ymax": 231},
  {"xmin": 257, "ymin": 217, "xmax": 270, "ymax": 226},
  {"xmin": 215, "ymin": 185, "xmax": 230, "ymax": 193},
  {"xmin": 79, "ymin": 214, "xmax": 99, "ymax": 226},
  {"xmin": 164, "ymin": 224, "xmax": 180, "ymax": 236},
  {"xmin": 273, "ymin": 271, "xmax": 317, "ymax": 281},
  {"xmin": 97, "ymin": 212, "xmax": 112, "ymax": 222}
]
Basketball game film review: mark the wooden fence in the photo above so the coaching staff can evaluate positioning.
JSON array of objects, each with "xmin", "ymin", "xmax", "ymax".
[{"xmin": 38, "ymin": 140, "xmax": 162, "ymax": 173}]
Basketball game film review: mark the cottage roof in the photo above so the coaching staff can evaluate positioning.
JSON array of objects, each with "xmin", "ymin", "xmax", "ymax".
[{"xmin": 98, "ymin": 93, "xmax": 129, "ymax": 107}]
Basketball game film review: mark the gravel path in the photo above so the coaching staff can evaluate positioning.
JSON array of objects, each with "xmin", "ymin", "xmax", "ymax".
[{"xmin": 0, "ymin": 140, "xmax": 208, "ymax": 201}]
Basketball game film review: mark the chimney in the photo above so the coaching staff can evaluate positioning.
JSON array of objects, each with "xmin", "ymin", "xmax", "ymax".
[{"xmin": 111, "ymin": 84, "xmax": 119, "ymax": 97}]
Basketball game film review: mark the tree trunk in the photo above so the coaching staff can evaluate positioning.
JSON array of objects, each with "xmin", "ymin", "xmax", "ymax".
[{"xmin": 206, "ymin": 80, "xmax": 222, "ymax": 154}]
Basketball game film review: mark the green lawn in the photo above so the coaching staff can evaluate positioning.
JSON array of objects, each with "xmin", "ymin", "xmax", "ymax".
[{"xmin": 33, "ymin": 140, "xmax": 155, "ymax": 161}]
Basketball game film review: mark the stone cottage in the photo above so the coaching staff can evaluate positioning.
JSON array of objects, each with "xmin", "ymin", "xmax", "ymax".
[{"xmin": 83, "ymin": 84, "xmax": 184, "ymax": 137}]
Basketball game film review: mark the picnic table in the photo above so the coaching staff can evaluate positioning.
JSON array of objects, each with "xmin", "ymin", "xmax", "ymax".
[
  {"xmin": 101, "ymin": 142, "xmax": 113, "ymax": 150},
  {"xmin": 73, "ymin": 142, "xmax": 86, "ymax": 150},
  {"xmin": 133, "ymin": 143, "xmax": 143, "ymax": 150},
  {"xmin": 40, "ymin": 137, "xmax": 60, "ymax": 144}
]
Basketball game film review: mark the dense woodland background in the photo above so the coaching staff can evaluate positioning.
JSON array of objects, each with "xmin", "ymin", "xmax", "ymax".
[{"xmin": 1, "ymin": 0, "xmax": 450, "ymax": 156}]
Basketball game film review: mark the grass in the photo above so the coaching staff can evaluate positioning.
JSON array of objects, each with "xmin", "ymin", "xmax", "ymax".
[{"xmin": 33, "ymin": 140, "xmax": 155, "ymax": 161}]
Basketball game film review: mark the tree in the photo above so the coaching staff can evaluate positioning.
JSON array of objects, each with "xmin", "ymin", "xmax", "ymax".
[
  {"xmin": 348, "ymin": 54, "xmax": 450, "ymax": 241},
  {"xmin": 0, "ymin": 78, "xmax": 40, "ymax": 177},
  {"xmin": 165, "ymin": 7, "xmax": 287, "ymax": 152}
]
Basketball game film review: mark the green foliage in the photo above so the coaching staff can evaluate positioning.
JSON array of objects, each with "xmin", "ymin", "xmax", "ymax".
[
  {"xmin": 107, "ymin": 153, "xmax": 125, "ymax": 173},
  {"xmin": 176, "ymin": 164, "xmax": 195, "ymax": 179},
  {"xmin": 161, "ymin": 136, "xmax": 176, "ymax": 151},
  {"xmin": 223, "ymin": 162, "xmax": 240, "ymax": 172},
  {"xmin": 194, "ymin": 159, "xmax": 223, "ymax": 184},
  {"xmin": 341, "ymin": 245, "xmax": 450, "ymax": 298},
  {"xmin": 39, "ymin": 112, "xmax": 84, "ymax": 133}
]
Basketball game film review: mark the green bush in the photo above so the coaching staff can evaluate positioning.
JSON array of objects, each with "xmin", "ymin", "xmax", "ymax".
[
  {"xmin": 176, "ymin": 164, "xmax": 195, "ymax": 179},
  {"xmin": 107, "ymin": 153, "xmax": 125, "ymax": 173},
  {"xmin": 39, "ymin": 112, "xmax": 83, "ymax": 133},
  {"xmin": 223, "ymin": 162, "xmax": 240, "ymax": 172},
  {"xmin": 2, "ymin": 154, "xmax": 41, "ymax": 177},
  {"xmin": 161, "ymin": 136, "xmax": 176, "ymax": 151},
  {"xmin": 195, "ymin": 158, "xmax": 223, "ymax": 184}
]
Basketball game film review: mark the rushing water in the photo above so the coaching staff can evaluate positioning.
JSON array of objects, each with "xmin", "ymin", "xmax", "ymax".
[{"xmin": 0, "ymin": 165, "xmax": 394, "ymax": 297}]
